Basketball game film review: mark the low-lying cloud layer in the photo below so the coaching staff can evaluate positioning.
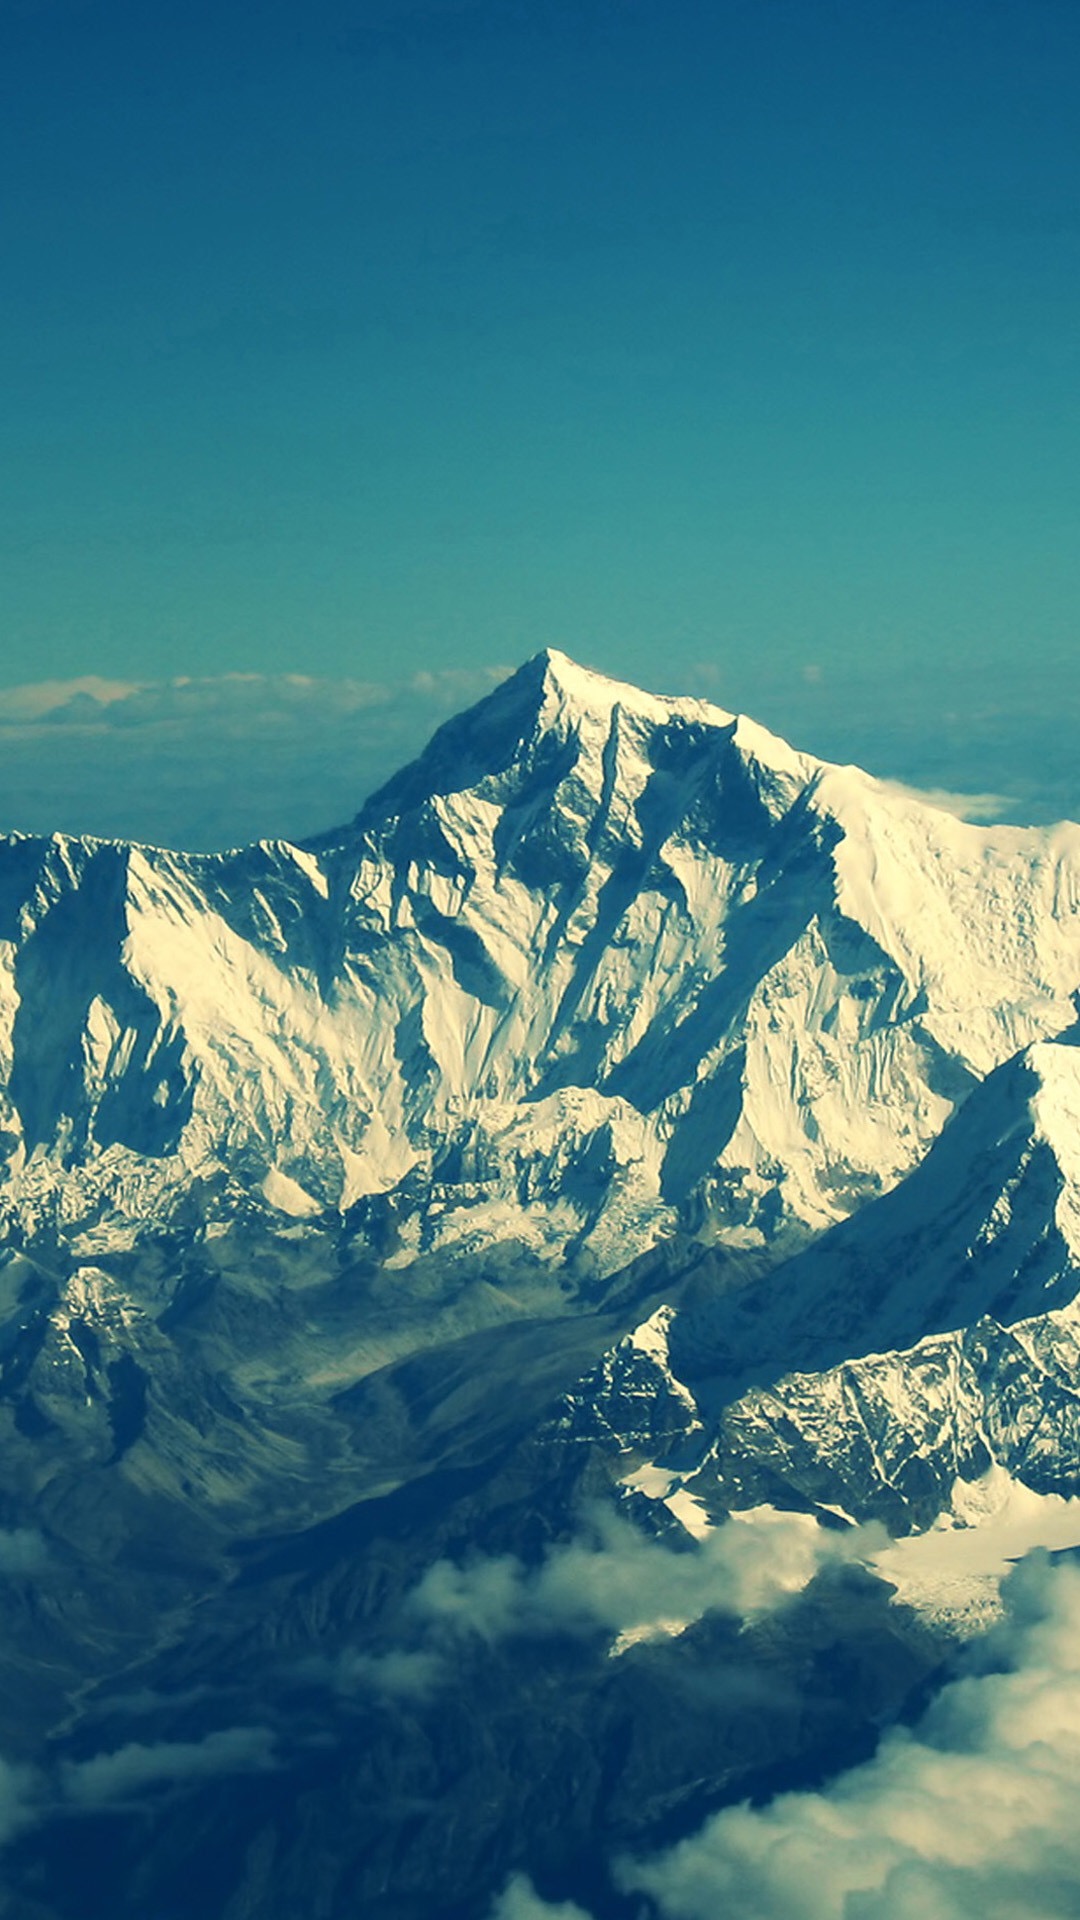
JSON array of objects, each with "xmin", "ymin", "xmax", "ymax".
[
  {"xmin": 306, "ymin": 1508, "xmax": 881, "ymax": 1709},
  {"xmin": 60, "ymin": 1726, "xmax": 278, "ymax": 1809},
  {"xmin": 498, "ymin": 1550, "xmax": 1080, "ymax": 1920},
  {"xmin": 0, "ymin": 659, "xmax": 1070, "ymax": 852},
  {"xmin": 0, "ymin": 1725, "xmax": 278, "ymax": 1849},
  {"xmin": 3, "ymin": 650, "xmax": 1076, "ymax": 855},
  {"xmin": 0, "ymin": 667, "xmax": 510, "ymax": 849},
  {"xmin": 310, "ymin": 1647, "xmax": 444, "ymax": 1703},
  {"xmin": 412, "ymin": 1507, "xmax": 880, "ymax": 1652}
]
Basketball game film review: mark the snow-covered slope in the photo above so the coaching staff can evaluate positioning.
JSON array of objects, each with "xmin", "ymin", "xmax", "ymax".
[
  {"xmin": 680, "ymin": 1031, "xmax": 1080, "ymax": 1385},
  {"xmin": 564, "ymin": 1036, "xmax": 1080, "ymax": 1581},
  {"xmin": 0, "ymin": 648, "xmax": 1078, "ymax": 1271}
]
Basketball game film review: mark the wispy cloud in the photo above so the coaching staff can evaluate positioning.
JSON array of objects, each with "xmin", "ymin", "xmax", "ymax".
[
  {"xmin": 0, "ymin": 666, "xmax": 511, "ymax": 849},
  {"xmin": 60, "ymin": 1726, "xmax": 277, "ymax": 1809},
  {"xmin": 411, "ymin": 1507, "xmax": 879, "ymax": 1651},
  {"xmin": 0, "ymin": 677, "xmax": 141, "ymax": 722},
  {"xmin": 303, "ymin": 1647, "xmax": 444, "ymax": 1702},
  {"xmin": 298, "ymin": 1509, "xmax": 880, "ymax": 1714},
  {"xmin": 877, "ymin": 779, "xmax": 1011, "ymax": 824},
  {"xmin": 0, "ymin": 660, "xmax": 1070, "ymax": 846},
  {"xmin": 0, "ymin": 1720, "xmax": 277, "ymax": 1856}
]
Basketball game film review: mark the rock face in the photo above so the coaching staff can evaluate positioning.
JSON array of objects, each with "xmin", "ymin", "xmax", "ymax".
[
  {"xmin": 4, "ymin": 653, "xmax": 1080, "ymax": 1920},
  {"xmin": 1, "ymin": 647, "xmax": 1079, "ymax": 1274},
  {"xmin": 569, "ymin": 1034, "xmax": 1080, "ymax": 1540}
]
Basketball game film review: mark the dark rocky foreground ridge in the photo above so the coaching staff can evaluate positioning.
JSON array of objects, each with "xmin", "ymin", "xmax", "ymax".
[{"xmin": 0, "ymin": 654, "xmax": 1079, "ymax": 1917}]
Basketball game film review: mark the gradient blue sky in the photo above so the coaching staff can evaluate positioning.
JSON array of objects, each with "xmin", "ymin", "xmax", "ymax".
[{"xmin": 2, "ymin": 0, "xmax": 1079, "ymax": 830}]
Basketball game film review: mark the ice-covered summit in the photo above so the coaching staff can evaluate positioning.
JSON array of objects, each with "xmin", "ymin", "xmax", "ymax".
[
  {"xmin": 341, "ymin": 647, "xmax": 815, "ymax": 837},
  {"xmin": 0, "ymin": 649, "xmax": 1077, "ymax": 1270}
]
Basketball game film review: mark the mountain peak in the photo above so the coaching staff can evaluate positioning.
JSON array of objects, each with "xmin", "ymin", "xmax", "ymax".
[
  {"xmin": 515, "ymin": 648, "xmax": 822, "ymax": 812},
  {"xmin": 0, "ymin": 641, "xmax": 1078, "ymax": 1282},
  {"xmin": 526, "ymin": 646, "xmax": 731, "ymax": 725},
  {"xmin": 346, "ymin": 648, "xmax": 815, "ymax": 835}
]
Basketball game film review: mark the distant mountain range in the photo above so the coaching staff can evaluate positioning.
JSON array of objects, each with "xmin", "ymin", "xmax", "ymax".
[{"xmin": 2, "ymin": 653, "xmax": 1079, "ymax": 1920}]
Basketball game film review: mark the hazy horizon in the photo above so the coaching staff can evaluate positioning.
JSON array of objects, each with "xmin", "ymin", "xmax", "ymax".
[{"xmin": 0, "ymin": 644, "xmax": 1073, "ymax": 849}]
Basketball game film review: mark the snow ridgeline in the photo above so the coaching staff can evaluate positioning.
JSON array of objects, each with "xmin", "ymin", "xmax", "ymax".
[{"xmin": 0, "ymin": 647, "xmax": 1077, "ymax": 1269}]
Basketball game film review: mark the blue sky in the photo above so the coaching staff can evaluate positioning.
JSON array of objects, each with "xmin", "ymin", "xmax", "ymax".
[{"xmin": 2, "ymin": 0, "xmax": 1079, "ymax": 837}]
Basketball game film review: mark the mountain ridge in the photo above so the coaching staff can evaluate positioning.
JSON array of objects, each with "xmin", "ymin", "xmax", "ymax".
[{"xmin": 0, "ymin": 649, "xmax": 1077, "ymax": 1282}]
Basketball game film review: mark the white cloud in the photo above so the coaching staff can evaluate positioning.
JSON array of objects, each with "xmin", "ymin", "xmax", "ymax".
[
  {"xmin": 0, "ymin": 676, "xmax": 140, "ymax": 722},
  {"xmin": 0, "ymin": 1716, "xmax": 274, "ymax": 1854},
  {"xmin": 877, "ymin": 779, "xmax": 1010, "ymax": 823},
  {"xmin": 489, "ymin": 1873, "xmax": 594, "ymax": 1920},
  {"xmin": 60, "ymin": 1726, "xmax": 277, "ymax": 1808},
  {"xmin": 304, "ymin": 1510, "xmax": 879, "ymax": 1717},
  {"xmin": 411, "ymin": 1507, "xmax": 881, "ymax": 1649},
  {"xmin": 618, "ymin": 1552, "xmax": 1080, "ymax": 1920},
  {"xmin": 314, "ymin": 1647, "xmax": 445, "ymax": 1701}
]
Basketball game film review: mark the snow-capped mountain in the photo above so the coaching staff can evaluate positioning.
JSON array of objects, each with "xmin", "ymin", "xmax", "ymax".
[
  {"xmin": 6, "ymin": 652, "xmax": 1080, "ymax": 1920},
  {"xmin": 1, "ymin": 648, "xmax": 1078, "ymax": 1279}
]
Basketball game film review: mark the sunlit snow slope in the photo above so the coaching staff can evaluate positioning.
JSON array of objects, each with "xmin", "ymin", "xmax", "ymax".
[
  {"xmin": 568, "ymin": 1034, "xmax": 1080, "ymax": 1587},
  {"xmin": 0, "ymin": 648, "xmax": 1078, "ymax": 1269}
]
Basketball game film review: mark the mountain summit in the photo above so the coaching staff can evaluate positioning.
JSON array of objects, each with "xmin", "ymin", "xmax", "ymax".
[
  {"xmin": 0, "ymin": 649, "xmax": 1077, "ymax": 1272},
  {"xmin": 346, "ymin": 646, "xmax": 814, "ymax": 836}
]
